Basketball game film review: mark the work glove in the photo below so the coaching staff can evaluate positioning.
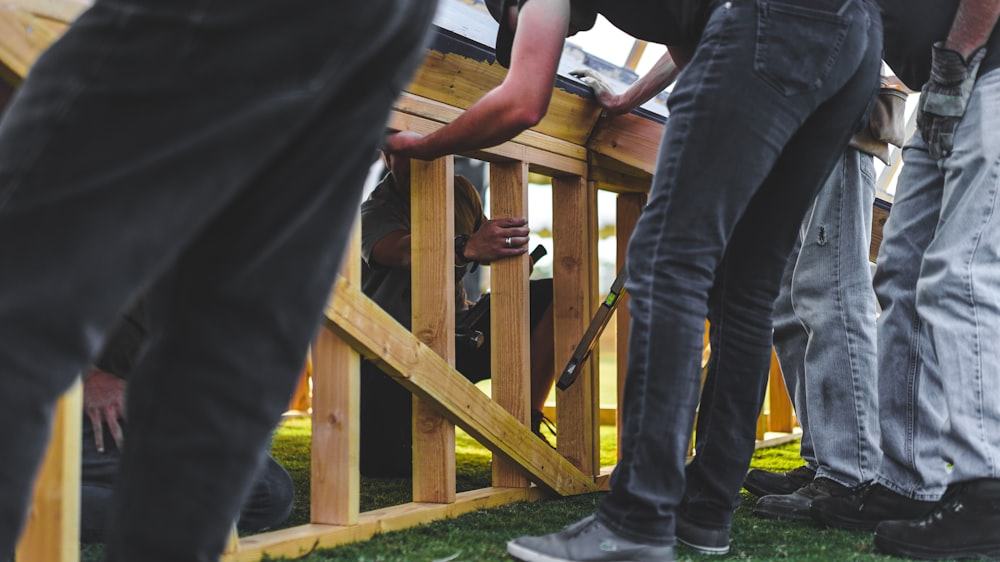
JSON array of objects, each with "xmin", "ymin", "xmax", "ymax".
[{"xmin": 917, "ymin": 41, "xmax": 986, "ymax": 160}]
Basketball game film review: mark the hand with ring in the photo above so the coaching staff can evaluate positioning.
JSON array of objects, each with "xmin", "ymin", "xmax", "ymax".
[{"xmin": 463, "ymin": 217, "xmax": 530, "ymax": 264}]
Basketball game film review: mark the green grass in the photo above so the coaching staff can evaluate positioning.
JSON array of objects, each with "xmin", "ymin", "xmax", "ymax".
[
  {"xmin": 258, "ymin": 419, "xmax": 905, "ymax": 561},
  {"xmin": 79, "ymin": 347, "xmax": 909, "ymax": 561},
  {"xmin": 79, "ymin": 417, "xmax": 908, "ymax": 562}
]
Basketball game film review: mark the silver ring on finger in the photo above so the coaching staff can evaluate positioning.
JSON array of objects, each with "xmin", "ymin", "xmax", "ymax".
[{"xmin": 504, "ymin": 237, "xmax": 512, "ymax": 248}]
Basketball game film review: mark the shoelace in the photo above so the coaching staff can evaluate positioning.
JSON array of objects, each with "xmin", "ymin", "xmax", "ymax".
[
  {"xmin": 922, "ymin": 483, "xmax": 965, "ymax": 524},
  {"xmin": 848, "ymin": 481, "xmax": 878, "ymax": 511}
]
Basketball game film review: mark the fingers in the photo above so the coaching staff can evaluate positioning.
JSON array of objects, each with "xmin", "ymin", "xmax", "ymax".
[
  {"xmin": 106, "ymin": 412, "xmax": 125, "ymax": 451},
  {"xmin": 500, "ymin": 236, "xmax": 531, "ymax": 250},
  {"xmin": 490, "ymin": 216, "xmax": 528, "ymax": 228},
  {"xmin": 86, "ymin": 409, "xmax": 106, "ymax": 453}
]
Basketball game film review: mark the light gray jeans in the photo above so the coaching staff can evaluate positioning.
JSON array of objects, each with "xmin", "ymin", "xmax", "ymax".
[
  {"xmin": 772, "ymin": 147, "xmax": 881, "ymax": 488},
  {"xmin": 874, "ymin": 68, "xmax": 1000, "ymax": 500}
]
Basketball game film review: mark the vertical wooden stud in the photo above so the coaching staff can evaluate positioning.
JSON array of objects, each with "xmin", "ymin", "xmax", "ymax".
[
  {"xmin": 553, "ymin": 174, "xmax": 599, "ymax": 476},
  {"xmin": 615, "ymin": 192, "xmax": 645, "ymax": 456},
  {"xmin": 311, "ymin": 222, "xmax": 361, "ymax": 525},
  {"xmin": 767, "ymin": 351, "xmax": 794, "ymax": 434},
  {"xmin": 490, "ymin": 160, "xmax": 531, "ymax": 488},
  {"xmin": 411, "ymin": 157, "xmax": 457, "ymax": 503},
  {"xmin": 16, "ymin": 379, "xmax": 81, "ymax": 562}
]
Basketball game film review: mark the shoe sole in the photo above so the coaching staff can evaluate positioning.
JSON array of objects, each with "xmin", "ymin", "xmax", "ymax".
[
  {"xmin": 809, "ymin": 507, "xmax": 879, "ymax": 531},
  {"xmin": 676, "ymin": 536, "xmax": 730, "ymax": 555},
  {"xmin": 753, "ymin": 504, "xmax": 813, "ymax": 522},
  {"xmin": 507, "ymin": 540, "xmax": 675, "ymax": 562},
  {"xmin": 874, "ymin": 533, "xmax": 1000, "ymax": 560},
  {"xmin": 507, "ymin": 541, "xmax": 573, "ymax": 562}
]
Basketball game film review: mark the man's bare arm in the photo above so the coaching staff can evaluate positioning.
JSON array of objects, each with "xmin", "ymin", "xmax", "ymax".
[
  {"xmin": 945, "ymin": 0, "xmax": 1000, "ymax": 58},
  {"xmin": 385, "ymin": 0, "xmax": 571, "ymax": 160},
  {"xmin": 571, "ymin": 51, "xmax": 679, "ymax": 115}
]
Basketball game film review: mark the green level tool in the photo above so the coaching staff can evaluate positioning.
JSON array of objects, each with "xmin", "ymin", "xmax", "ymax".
[{"xmin": 556, "ymin": 267, "xmax": 628, "ymax": 390}]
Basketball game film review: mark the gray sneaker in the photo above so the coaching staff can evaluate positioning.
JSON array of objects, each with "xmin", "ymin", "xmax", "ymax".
[{"xmin": 507, "ymin": 515, "xmax": 675, "ymax": 562}]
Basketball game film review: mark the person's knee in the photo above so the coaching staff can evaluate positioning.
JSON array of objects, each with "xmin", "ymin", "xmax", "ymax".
[{"xmin": 237, "ymin": 454, "xmax": 295, "ymax": 532}]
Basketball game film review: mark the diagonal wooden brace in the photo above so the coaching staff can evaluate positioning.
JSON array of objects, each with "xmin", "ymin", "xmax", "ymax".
[{"xmin": 324, "ymin": 276, "xmax": 598, "ymax": 497}]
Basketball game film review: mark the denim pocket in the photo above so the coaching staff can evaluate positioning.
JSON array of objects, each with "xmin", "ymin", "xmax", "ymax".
[{"xmin": 754, "ymin": 0, "xmax": 852, "ymax": 95}]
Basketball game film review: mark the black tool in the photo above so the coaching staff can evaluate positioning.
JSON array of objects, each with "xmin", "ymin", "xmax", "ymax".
[{"xmin": 556, "ymin": 266, "xmax": 628, "ymax": 390}]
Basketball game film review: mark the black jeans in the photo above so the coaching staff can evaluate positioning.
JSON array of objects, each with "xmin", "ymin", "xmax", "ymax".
[
  {"xmin": 0, "ymin": 1, "xmax": 433, "ymax": 560},
  {"xmin": 80, "ymin": 419, "xmax": 295, "ymax": 542},
  {"xmin": 597, "ymin": 0, "xmax": 882, "ymax": 544}
]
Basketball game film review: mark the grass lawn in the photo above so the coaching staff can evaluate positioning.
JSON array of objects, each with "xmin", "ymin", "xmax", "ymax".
[
  {"xmin": 81, "ymin": 416, "xmax": 907, "ymax": 562},
  {"xmin": 251, "ymin": 418, "xmax": 906, "ymax": 562},
  {"xmin": 80, "ymin": 345, "xmax": 911, "ymax": 561}
]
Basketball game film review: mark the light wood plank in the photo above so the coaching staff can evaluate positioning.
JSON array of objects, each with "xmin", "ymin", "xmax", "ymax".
[
  {"xmin": 310, "ymin": 225, "xmax": 361, "ymax": 525},
  {"xmin": 552, "ymin": 175, "xmax": 599, "ymax": 476},
  {"xmin": 223, "ymin": 526, "xmax": 240, "ymax": 554},
  {"xmin": 489, "ymin": 160, "xmax": 532, "ymax": 488},
  {"xmin": 411, "ymin": 157, "xmax": 457, "ymax": 503},
  {"xmin": 389, "ymin": 95, "xmax": 588, "ymax": 178},
  {"xmin": 222, "ymin": 487, "xmax": 546, "ymax": 562},
  {"xmin": 615, "ymin": 192, "xmax": 645, "ymax": 454},
  {"xmin": 624, "ymin": 40, "xmax": 648, "ymax": 71},
  {"xmin": 3, "ymin": 0, "xmax": 89, "ymax": 23},
  {"xmin": 406, "ymin": 49, "xmax": 601, "ymax": 147},
  {"xmin": 587, "ymin": 112, "xmax": 665, "ymax": 175},
  {"xmin": 766, "ymin": 351, "xmax": 794, "ymax": 433},
  {"xmin": 324, "ymin": 277, "xmax": 597, "ymax": 496},
  {"xmin": 0, "ymin": 9, "xmax": 59, "ymax": 84},
  {"xmin": 15, "ymin": 380, "xmax": 81, "ymax": 562}
]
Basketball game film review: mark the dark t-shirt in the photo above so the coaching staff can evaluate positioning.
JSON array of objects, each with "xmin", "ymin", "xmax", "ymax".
[
  {"xmin": 879, "ymin": 0, "xmax": 1000, "ymax": 90},
  {"xmin": 360, "ymin": 173, "xmax": 485, "ymax": 329},
  {"xmin": 590, "ymin": 0, "xmax": 710, "ymax": 47}
]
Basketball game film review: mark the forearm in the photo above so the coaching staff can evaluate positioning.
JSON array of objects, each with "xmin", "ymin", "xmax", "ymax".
[
  {"xmin": 609, "ymin": 52, "xmax": 679, "ymax": 114},
  {"xmin": 946, "ymin": 0, "xmax": 1000, "ymax": 57},
  {"xmin": 391, "ymin": 0, "xmax": 567, "ymax": 160},
  {"xmin": 370, "ymin": 231, "xmax": 413, "ymax": 269},
  {"xmin": 407, "ymin": 90, "xmax": 546, "ymax": 160}
]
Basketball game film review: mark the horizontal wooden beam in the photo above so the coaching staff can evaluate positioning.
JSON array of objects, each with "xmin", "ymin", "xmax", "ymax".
[
  {"xmin": 407, "ymin": 48, "xmax": 602, "ymax": 147},
  {"xmin": 223, "ymin": 487, "xmax": 547, "ymax": 562},
  {"xmin": 587, "ymin": 112, "xmax": 664, "ymax": 175},
  {"xmin": 2, "ymin": 0, "xmax": 89, "ymax": 22},
  {"xmin": 390, "ymin": 93, "xmax": 588, "ymax": 177},
  {"xmin": 0, "ymin": 8, "xmax": 61, "ymax": 84},
  {"xmin": 324, "ymin": 276, "xmax": 599, "ymax": 497}
]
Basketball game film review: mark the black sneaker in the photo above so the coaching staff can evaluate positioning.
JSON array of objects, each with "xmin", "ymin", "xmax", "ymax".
[
  {"xmin": 811, "ymin": 481, "xmax": 937, "ymax": 531},
  {"xmin": 675, "ymin": 511, "xmax": 729, "ymax": 555},
  {"xmin": 874, "ymin": 479, "xmax": 1000, "ymax": 560},
  {"xmin": 743, "ymin": 465, "xmax": 816, "ymax": 497},
  {"xmin": 754, "ymin": 477, "xmax": 850, "ymax": 522}
]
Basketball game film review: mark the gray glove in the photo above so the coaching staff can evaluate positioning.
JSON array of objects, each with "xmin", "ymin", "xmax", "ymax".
[{"xmin": 917, "ymin": 41, "xmax": 986, "ymax": 160}]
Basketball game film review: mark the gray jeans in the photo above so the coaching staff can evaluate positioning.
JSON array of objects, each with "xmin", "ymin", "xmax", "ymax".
[
  {"xmin": 0, "ymin": 1, "xmax": 433, "ymax": 560},
  {"xmin": 874, "ymin": 68, "xmax": 1000, "ymax": 500},
  {"xmin": 772, "ymin": 148, "xmax": 881, "ymax": 488}
]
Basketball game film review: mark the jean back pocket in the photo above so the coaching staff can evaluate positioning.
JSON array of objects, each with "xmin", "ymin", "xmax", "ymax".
[{"xmin": 754, "ymin": 0, "xmax": 852, "ymax": 96}]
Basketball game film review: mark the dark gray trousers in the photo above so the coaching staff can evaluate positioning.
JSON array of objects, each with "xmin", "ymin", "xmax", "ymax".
[{"xmin": 0, "ymin": 1, "xmax": 433, "ymax": 560}]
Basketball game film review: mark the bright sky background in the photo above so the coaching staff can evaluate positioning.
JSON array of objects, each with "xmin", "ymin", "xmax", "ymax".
[{"xmin": 567, "ymin": 16, "xmax": 668, "ymax": 76}]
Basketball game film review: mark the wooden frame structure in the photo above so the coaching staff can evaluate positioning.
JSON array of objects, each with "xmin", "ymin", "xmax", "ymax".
[{"xmin": 1, "ymin": 1, "xmax": 805, "ymax": 560}]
